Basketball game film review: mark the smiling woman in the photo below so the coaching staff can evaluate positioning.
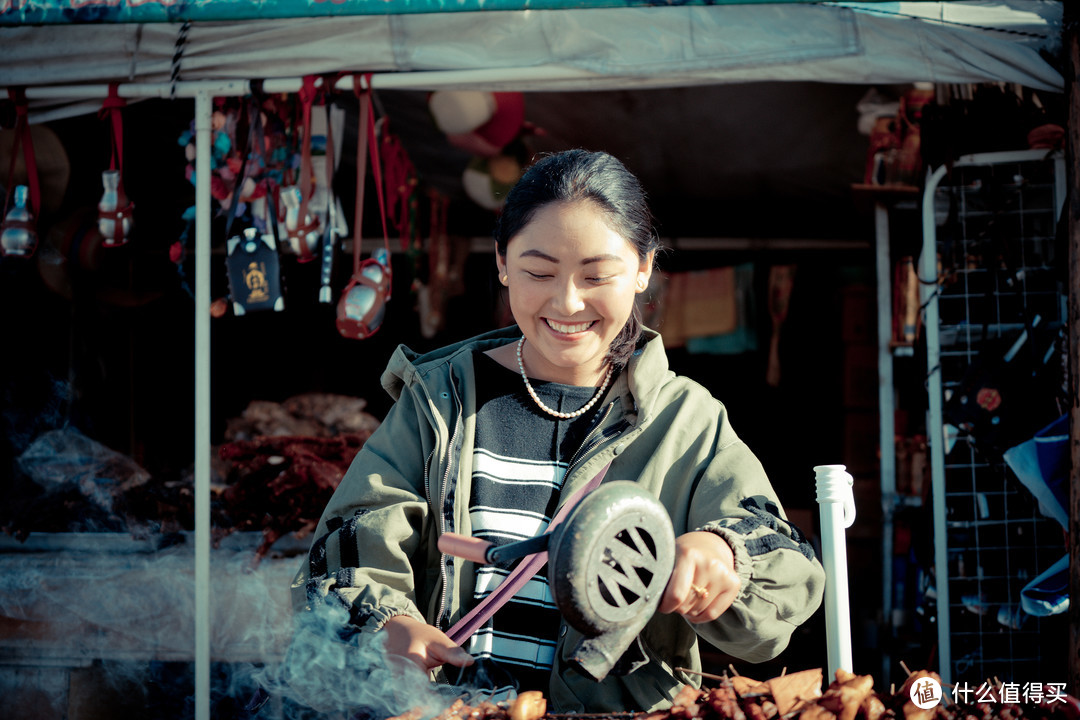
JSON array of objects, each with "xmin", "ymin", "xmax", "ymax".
[
  {"xmin": 290, "ymin": 149, "xmax": 825, "ymax": 714},
  {"xmin": 490, "ymin": 170, "xmax": 655, "ymax": 387}
]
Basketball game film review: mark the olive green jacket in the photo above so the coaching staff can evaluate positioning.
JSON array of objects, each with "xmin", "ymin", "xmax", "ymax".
[{"xmin": 292, "ymin": 325, "xmax": 825, "ymax": 712}]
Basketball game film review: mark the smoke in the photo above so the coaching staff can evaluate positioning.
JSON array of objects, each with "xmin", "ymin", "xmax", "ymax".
[
  {"xmin": 254, "ymin": 604, "xmax": 457, "ymax": 718},
  {"xmin": 0, "ymin": 534, "xmax": 478, "ymax": 719},
  {"xmin": 0, "ymin": 537, "xmax": 290, "ymax": 660}
]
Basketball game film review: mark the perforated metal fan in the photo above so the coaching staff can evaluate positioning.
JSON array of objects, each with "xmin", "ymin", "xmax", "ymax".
[{"xmin": 547, "ymin": 481, "xmax": 675, "ymax": 678}]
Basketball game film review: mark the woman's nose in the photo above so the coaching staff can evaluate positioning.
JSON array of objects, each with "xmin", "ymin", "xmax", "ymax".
[{"xmin": 551, "ymin": 278, "xmax": 586, "ymax": 315}]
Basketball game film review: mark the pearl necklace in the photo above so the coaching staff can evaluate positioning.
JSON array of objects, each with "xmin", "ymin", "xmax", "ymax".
[{"xmin": 516, "ymin": 336, "xmax": 612, "ymax": 419}]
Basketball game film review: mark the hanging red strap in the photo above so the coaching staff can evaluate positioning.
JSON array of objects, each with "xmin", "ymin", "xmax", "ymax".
[
  {"xmin": 352, "ymin": 75, "xmax": 371, "ymax": 278},
  {"xmin": 98, "ymin": 83, "xmax": 126, "ymax": 175},
  {"xmin": 365, "ymin": 85, "xmax": 390, "ymax": 260},
  {"xmin": 321, "ymin": 82, "xmax": 337, "ymax": 212},
  {"xmin": 5, "ymin": 88, "xmax": 41, "ymax": 220},
  {"xmin": 297, "ymin": 76, "xmax": 317, "ymax": 208},
  {"xmin": 350, "ymin": 74, "xmax": 391, "ymax": 276}
]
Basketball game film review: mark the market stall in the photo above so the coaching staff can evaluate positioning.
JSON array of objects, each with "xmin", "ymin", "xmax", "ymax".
[{"xmin": 0, "ymin": 2, "xmax": 1071, "ymax": 719}]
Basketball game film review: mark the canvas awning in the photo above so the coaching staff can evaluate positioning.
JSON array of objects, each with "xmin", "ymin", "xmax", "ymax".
[{"xmin": 1, "ymin": 2, "xmax": 1064, "ymax": 122}]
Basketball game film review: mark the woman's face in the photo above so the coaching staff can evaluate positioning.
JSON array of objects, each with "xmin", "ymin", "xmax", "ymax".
[{"xmin": 496, "ymin": 200, "xmax": 653, "ymax": 386}]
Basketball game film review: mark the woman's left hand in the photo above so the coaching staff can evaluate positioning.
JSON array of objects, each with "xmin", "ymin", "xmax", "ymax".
[{"xmin": 658, "ymin": 531, "xmax": 740, "ymax": 624}]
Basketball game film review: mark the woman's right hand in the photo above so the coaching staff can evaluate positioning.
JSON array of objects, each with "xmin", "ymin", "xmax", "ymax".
[{"xmin": 382, "ymin": 615, "xmax": 475, "ymax": 672}]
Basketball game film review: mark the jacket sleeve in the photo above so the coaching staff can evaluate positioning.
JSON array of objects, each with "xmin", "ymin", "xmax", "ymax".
[
  {"xmin": 290, "ymin": 387, "xmax": 434, "ymax": 633},
  {"xmin": 687, "ymin": 435, "xmax": 826, "ymax": 663}
]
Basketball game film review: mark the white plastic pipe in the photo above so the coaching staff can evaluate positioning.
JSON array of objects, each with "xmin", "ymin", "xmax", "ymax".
[{"xmin": 814, "ymin": 463, "xmax": 856, "ymax": 680}]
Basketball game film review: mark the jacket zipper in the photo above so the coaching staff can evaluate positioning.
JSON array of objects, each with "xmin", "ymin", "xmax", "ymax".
[
  {"xmin": 564, "ymin": 401, "xmax": 630, "ymax": 486},
  {"xmin": 435, "ymin": 382, "xmax": 463, "ymax": 630}
]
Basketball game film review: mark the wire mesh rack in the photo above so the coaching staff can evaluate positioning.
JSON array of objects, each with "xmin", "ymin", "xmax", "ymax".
[{"xmin": 921, "ymin": 149, "xmax": 1068, "ymax": 687}]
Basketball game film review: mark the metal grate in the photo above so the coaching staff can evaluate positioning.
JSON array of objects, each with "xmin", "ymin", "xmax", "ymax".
[{"xmin": 922, "ymin": 150, "xmax": 1067, "ymax": 687}]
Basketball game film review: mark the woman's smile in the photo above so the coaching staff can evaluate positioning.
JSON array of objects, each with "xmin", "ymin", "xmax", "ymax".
[{"xmin": 543, "ymin": 318, "xmax": 597, "ymax": 336}]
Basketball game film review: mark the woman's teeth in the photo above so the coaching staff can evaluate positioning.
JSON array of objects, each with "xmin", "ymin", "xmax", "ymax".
[{"xmin": 546, "ymin": 320, "xmax": 592, "ymax": 334}]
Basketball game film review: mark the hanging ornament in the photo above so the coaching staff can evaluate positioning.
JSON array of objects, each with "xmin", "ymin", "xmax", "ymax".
[
  {"xmin": 428, "ymin": 91, "xmax": 525, "ymax": 158},
  {"xmin": 2, "ymin": 88, "xmax": 41, "ymax": 258},
  {"xmin": 97, "ymin": 169, "xmax": 133, "ymax": 246},
  {"xmin": 283, "ymin": 76, "xmax": 321, "ymax": 262},
  {"xmin": 226, "ymin": 226, "xmax": 285, "ymax": 315},
  {"xmin": 1, "ymin": 185, "xmax": 38, "ymax": 257},
  {"xmin": 462, "ymin": 153, "xmax": 522, "ymax": 212},
  {"xmin": 339, "ymin": 246, "xmax": 391, "ymax": 336},
  {"xmin": 97, "ymin": 84, "xmax": 134, "ymax": 247},
  {"xmin": 336, "ymin": 76, "xmax": 392, "ymax": 340},
  {"xmin": 281, "ymin": 184, "xmax": 320, "ymax": 259}
]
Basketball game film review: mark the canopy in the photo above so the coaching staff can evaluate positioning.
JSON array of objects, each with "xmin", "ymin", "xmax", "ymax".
[{"xmin": 0, "ymin": 1, "xmax": 1065, "ymax": 120}]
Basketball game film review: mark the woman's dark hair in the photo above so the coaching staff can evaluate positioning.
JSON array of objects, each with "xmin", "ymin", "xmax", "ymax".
[{"xmin": 494, "ymin": 149, "xmax": 663, "ymax": 369}]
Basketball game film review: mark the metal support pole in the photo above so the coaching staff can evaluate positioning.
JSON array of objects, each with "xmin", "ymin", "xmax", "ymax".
[
  {"xmin": 194, "ymin": 89, "xmax": 213, "ymax": 720},
  {"xmin": 873, "ymin": 201, "xmax": 896, "ymax": 685},
  {"xmin": 920, "ymin": 163, "xmax": 951, "ymax": 688}
]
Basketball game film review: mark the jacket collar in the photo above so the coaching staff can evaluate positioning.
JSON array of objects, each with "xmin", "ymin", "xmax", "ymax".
[
  {"xmin": 381, "ymin": 324, "xmax": 671, "ymax": 425},
  {"xmin": 616, "ymin": 327, "xmax": 669, "ymax": 427}
]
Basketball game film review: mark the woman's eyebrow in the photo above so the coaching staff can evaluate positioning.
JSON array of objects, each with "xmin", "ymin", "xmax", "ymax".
[
  {"xmin": 580, "ymin": 254, "xmax": 625, "ymax": 265},
  {"xmin": 519, "ymin": 249, "xmax": 559, "ymax": 262},
  {"xmin": 517, "ymin": 249, "xmax": 626, "ymax": 265}
]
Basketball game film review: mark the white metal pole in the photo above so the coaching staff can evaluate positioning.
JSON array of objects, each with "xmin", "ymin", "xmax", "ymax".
[
  {"xmin": 814, "ymin": 464, "xmax": 855, "ymax": 680},
  {"xmin": 193, "ymin": 89, "xmax": 213, "ymax": 720},
  {"xmin": 920, "ymin": 163, "xmax": 951, "ymax": 688}
]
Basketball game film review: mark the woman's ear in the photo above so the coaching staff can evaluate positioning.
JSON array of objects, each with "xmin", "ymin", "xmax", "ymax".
[
  {"xmin": 635, "ymin": 250, "xmax": 655, "ymax": 293},
  {"xmin": 495, "ymin": 253, "xmax": 509, "ymax": 286}
]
